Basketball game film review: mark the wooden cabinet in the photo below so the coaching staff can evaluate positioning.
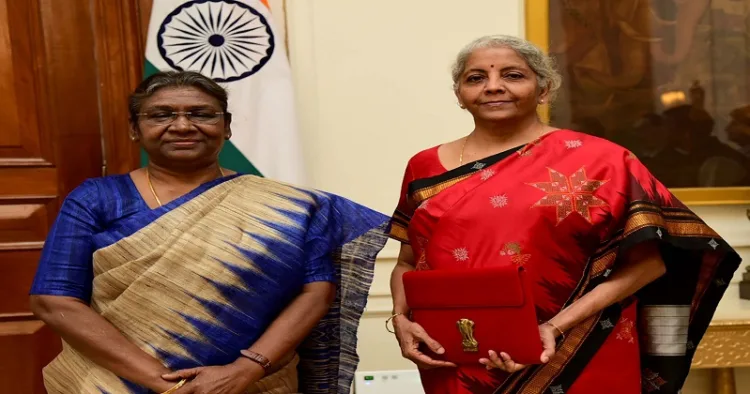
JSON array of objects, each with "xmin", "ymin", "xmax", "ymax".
[{"xmin": 0, "ymin": 0, "xmax": 145, "ymax": 392}]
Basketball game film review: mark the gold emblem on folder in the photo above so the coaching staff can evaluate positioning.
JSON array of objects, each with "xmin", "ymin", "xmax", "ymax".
[{"xmin": 456, "ymin": 318, "xmax": 478, "ymax": 352}]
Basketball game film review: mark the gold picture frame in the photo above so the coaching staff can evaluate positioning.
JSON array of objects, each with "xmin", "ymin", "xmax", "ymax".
[{"xmin": 524, "ymin": 0, "xmax": 750, "ymax": 206}]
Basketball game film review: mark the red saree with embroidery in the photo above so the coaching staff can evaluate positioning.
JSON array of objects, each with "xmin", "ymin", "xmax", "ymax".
[{"xmin": 389, "ymin": 130, "xmax": 740, "ymax": 394}]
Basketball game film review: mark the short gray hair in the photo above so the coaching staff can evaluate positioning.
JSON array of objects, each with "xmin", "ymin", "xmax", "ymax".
[
  {"xmin": 451, "ymin": 35, "xmax": 562, "ymax": 100},
  {"xmin": 128, "ymin": 71, "xmax": 229, "ymax": 123}
]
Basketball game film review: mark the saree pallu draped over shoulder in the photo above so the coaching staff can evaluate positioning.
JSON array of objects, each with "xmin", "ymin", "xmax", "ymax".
[
  {"xmin": 390, "ymin": 131, "xmax": 740, "ymax": 394},
  {"xmin": 42, "ymin": 175, "xmax": 389, "ymax": 394}
]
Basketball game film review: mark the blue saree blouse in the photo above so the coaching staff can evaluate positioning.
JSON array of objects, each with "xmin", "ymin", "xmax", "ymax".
[{"xmin": 30, "ymin": 174, "xmax": 338, "ymax": 303}]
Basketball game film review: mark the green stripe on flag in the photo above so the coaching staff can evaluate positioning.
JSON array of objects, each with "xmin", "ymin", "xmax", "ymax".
[
  {"xmin": 218, "ymin": 140, "xmax": 263, "ymax": 176},
  {"xmin": 144, "ymin": 60, "xmax": 160, "ymax": 79},
  {"xmin": 139, "ymin": 61, "xmax": 262, "ymax": 176}
]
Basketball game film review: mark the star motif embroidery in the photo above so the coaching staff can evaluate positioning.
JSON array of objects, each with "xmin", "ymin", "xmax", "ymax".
[
  {"xmin": 564, "ymin": 139, "xmax": 583, "ymax": 149},
  {"xmin": 643, "ymin": 369, "xmax": 667, "ymax": 392},
  {"xmin": 453, "ymin": 247, "xmax": 469, "ymax": 262},
  {"xmin": 527, "ymin": 167, "xmax": 608, "ymax": 224},
  {"xmin": 499, "ymin": 242, "xmax": 531, "ymax": 266},
  {"xmin": 490, "ymin": 194, "xmax": 509, "ymax": 208},
  {"xmin": 480, "ymin": 169, "xmax": 495, "ymax": 181},
  {"xmin": 550, "ymin": 385, "xmax": 565, "ymax": 394},
  {"xmin": 471, "ymin": 162, "xmax": 486, "ymax": 170},
  {"xmin": 518, "ymin": 139, "xmax": 541, "ymax": 157},
  {"xmin": 656, "ymin": 228, "xmax": 663, "ymax": 239},
  {"xmin": 616, "ymin": 318, "xmax": 635, "ymax": 344},
  {"xmin": 415, "ymin": 237, "xmax": 431, "ymax": 270},
  {"xmin": 415, "ymin": 252, "xmax": 430, "ymax": 271},
  {"xmin": 518, "ymin": 149, "xmax": 532, "ymax": 157},
  {"xmin": 708, "ymin": 239, "xmax": 719, "ymax": 250},
  {"xmin": 599, "ymin": 319, "xmax": 614, "ymax": 330}
]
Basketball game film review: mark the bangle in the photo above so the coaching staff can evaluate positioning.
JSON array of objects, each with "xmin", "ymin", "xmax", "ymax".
[
  {"xmin": 239, "ymin": 349, "xmax": 272, "ymax": 374},
  {"xmin": 385, "ymin": 312, "xmax": 405, "ymax": 334},
  {"xmin": 545, "ymin": 321, "xmax": 565, "ymax": 341},
  {"xmin": 161, "ymin": 379, "xmax": 187, "ymax": 394}
]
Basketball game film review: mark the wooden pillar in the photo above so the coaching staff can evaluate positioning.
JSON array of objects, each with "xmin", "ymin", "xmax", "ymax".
[{"xmin": 713, "ymin": 368, "xmax": 736, "ymax": 394}]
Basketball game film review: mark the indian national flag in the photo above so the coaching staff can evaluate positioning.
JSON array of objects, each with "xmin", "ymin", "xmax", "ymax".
[{"xmin": 144, "ymin": 0, "xmax": 305, "ymax": 184}]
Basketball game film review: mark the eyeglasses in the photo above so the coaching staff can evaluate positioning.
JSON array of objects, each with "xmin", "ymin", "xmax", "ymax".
[{"xmin": 136, "ymin": 111, "xmax": 225, "ymax": 125}]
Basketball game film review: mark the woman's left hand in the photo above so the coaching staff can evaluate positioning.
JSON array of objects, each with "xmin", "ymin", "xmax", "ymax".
[
  {"xmin": 163, "ymin": 359, "xmax": 265, "ymax": 394},
  {"xmin": 480, "ymin": 323, "xmax": 558, "ymax": 372}
]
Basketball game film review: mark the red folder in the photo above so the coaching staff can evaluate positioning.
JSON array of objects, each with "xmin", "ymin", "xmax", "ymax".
[{"xmin": 403, "ymin": 265, "xmax": 543, "ymax": 365}]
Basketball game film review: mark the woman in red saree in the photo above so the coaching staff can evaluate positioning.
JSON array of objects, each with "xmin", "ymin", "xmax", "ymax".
[{"xmin": 387, "ymin": 35, "xmax": 740, "ymax": 394}]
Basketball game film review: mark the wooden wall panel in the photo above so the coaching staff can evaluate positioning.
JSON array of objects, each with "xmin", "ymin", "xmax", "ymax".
[
  {"xmin": 38, "ymin": 0, "xmax": 103, "ymax": 192},
  {"xmin": 0, "ymin": 168, "xmax": 57, "ymax": 196},
  {"xmin": 0, "ymin": 0, "xmax": 121, "ymax": 391},
  {"xmin": 0, "ymin": 0, "xmax": 150, "ymax": 390},
  {"xmin": 0, "ymin": 0, "xmax": 20, "ymax": 148},
  {"xmin": 0, "ymin": 318, "xmax": 60, "ymax": 394},
  {"xmin": 0, "ymin": 200, "xmax": 52, "ymax": 246},
  {"xmin": 0, "ymin": 0, "xmax": 50, "ymax": 166},
  {"xmin": 138, "ymin": 0, "xmax": 153, "ymax": 47},
  {"xmin": 93, "ymin": 0, "xmax": 145, "ymax": 175},
  {"xmin": 0, "ymin": 250, "xmax": 45, "ymax": 314}
]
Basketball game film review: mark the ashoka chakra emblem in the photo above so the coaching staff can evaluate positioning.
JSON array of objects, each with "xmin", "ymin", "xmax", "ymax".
[{"xmin": 157, "ymin": 0, "xmax": 275, "ymax": 82}]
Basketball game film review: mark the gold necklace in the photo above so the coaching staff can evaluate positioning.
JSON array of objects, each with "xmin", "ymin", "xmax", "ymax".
[
  {"xmin": 146, "ymin": 167, "xmax": 225, "ymax": 207},
  {"xmin": 458, "ymin": 135, "xmax": 469, "ymax": 166}
]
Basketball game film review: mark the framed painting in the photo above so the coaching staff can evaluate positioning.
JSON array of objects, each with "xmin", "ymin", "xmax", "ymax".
[{"xmin": 525, "ymin": 0, "xmax": 750, "ymax": 205}]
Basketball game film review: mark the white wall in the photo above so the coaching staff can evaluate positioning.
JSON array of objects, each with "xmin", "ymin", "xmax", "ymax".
[
  {"xmin": 286, "ymin": 0, "xmax": 520, "ymax": 371},
  {"xmin": 283, "ymin": 1, "xmax": 750, "ymax": 392}
]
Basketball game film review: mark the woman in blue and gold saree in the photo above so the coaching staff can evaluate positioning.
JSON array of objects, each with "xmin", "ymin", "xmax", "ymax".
[{"xmin": 29, "ymin": 71, "xmax": 388, "ymax": 394}]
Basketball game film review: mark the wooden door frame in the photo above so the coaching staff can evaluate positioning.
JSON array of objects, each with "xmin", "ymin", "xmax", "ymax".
[
  {"xmin": 90, "ymin": 0, "xmax": 151, "ymax": 175},
  {"xmin": 1, "ymin": 0, "xmax": 126, "ymax": 391},
  {"xmin": 138, "ymin": 0, "xmax": 153, "ymax": 47}
]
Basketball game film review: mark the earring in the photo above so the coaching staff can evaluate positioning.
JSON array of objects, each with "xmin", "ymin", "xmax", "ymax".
[
  {"xmin": 458, "ymin": 102, "xmax": 466, "ymax": 109},
  {"xmin": 130, "ymin": 136, "xmax": 137, "ymax": 141},
  {"xmin": 225, "ymin": 133, "xmax": 232, "ymax": 140},
  {"xmin": 539, "ymin": 99, "xmax": 545, "ymax": 104}
]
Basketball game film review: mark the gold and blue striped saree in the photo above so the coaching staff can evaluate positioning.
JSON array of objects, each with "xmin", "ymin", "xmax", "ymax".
[{"xmin": 31, "ymin": 174, "xmax": 389, "ymax": 393}]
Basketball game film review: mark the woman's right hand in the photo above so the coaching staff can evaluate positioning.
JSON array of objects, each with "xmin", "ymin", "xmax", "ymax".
[{"xmin": 393, "ymin": 315, "xmax": 457, "ymax": 369}]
